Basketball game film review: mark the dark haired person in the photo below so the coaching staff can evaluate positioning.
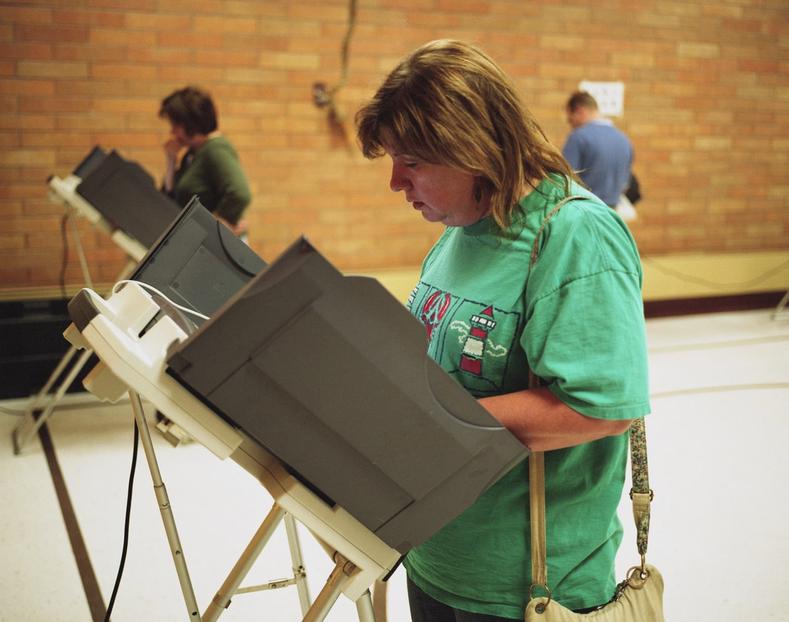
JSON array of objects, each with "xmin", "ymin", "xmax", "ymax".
[
  {"xmin": 160, "ymin": 86, "xmax": 251, "ymax": 237},
  {"xmin": 563, "ymin": 91, "xmax": 633, "ymax": 210},
  {"xmin": 356, "ymin": 40, "xmax": 649, "ymax": 620}
]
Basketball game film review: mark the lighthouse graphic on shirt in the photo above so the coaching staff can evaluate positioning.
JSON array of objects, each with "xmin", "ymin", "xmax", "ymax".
[
  {"xmin": 459, "ymin": 305, "xmax": 497, "ymax": 376},
  {"xmin": 410, "ymin": 283, "xmax": 521, "ymax": 395}
]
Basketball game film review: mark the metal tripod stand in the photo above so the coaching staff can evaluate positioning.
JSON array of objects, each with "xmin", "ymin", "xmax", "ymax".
[
  {"xmin": 12, "ymin": 195, "xmax": 141, "ymax": 454},
  {"xmin": 127, "ymin": 389, "xmax": 377, "ymax": 622}
]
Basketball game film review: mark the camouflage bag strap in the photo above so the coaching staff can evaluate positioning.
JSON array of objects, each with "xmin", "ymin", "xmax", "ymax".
[{"xmin": 629, "ymin": 417, "xmax": 653, "ymax": 569}]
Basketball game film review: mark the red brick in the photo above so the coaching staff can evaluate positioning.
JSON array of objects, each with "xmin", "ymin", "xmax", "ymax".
[
  {"xmin": 89, "ymin": 28, "xmax": 157, "ymax": 47},
  {"xmin": 124, "ymin": 12, "xmax": 191, "ymax": 30},
  {"xmin": 193, "ymin": 15, "xmax": 257, "ymax": 33},
  {"xmin": 51, "ymin": 8, "xmax": 126, "ymax": 27},
  {"xmin": 1, "ymin": 6, "xmax": 53, "ymax": 24},
  {"xmin": 53, "ymin": 44, "xmax": 128, "ymax": 62},
  {"xmin": 91, "ymin": 63, "xmax": 157, "ymax": 81},
  {"xmin": 18, "ymin": 61, "xmax": 88, "ymax": 79},
  {"xmin": 86, "ymin": 0, "xmax": 157, "ymax": 10},
  {"xmin": 17, "ymin": 24, "xmax": 89, "ymax": 43},
  {"xmin": 194, "ymin": 49, "xmax": 258, "ymax": 67},
  {"xmin": 0, "ymin": 42, "xmax": 52, "ymax": 60}
]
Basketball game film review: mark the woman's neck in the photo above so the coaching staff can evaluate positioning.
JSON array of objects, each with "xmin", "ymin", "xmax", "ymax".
[{"xmin": 188, "ymin": 130, "xmax": 221, "ymax": 150}]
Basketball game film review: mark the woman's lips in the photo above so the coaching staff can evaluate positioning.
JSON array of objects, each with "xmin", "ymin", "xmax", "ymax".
[{"xmin": 413, "ymin": 201, "xmax": 424, "ymax": 210}]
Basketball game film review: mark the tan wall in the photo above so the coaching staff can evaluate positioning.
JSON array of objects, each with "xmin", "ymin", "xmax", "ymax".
[{"xmin": 1, "ymin": 1, "xmax": 788, "ymax": 296}]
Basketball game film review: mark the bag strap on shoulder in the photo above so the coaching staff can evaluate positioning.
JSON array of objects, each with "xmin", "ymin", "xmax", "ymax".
[{"xmin": 527, "ymin": 194, "xmax": 654, "ymax": 600}]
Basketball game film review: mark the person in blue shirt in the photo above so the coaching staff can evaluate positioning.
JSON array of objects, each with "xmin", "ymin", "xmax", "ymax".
[{"xmin": 562, "ymin": 91, "xmax": 633, "ymax": 208}]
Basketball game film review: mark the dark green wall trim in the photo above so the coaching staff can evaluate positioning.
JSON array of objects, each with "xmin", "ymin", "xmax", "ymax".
[{"xmin": 644, "ymin": 290, "xmax": 785, "ymax": 318}]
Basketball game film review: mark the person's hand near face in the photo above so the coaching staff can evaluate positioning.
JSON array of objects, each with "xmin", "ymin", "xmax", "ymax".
[{"xmin": 163, "ymin": 124, "xmax": 189, "ymax": 192}]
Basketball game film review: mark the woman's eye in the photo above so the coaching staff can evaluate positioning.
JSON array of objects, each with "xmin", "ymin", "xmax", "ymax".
[{"xmin": 404, "ymin": 160, "xmax": 418, "ymax": 168}]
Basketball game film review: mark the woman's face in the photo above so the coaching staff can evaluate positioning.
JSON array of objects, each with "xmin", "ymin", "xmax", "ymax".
[
  {"xmin": 169, "ymin": 122, "xmax": 193, "ymax": 148},
  {"xmin": 385, "ymin": 148, "xmax": 489, "ymax": 227}
]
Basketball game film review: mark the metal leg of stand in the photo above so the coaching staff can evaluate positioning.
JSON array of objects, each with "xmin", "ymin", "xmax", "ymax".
[
  {"xmin": 355, "ymin": 589, "xmax": 376, "ymax": 622},
  {"xmin": 67, "ymin": 212, "xmax": 94, "ymax": 289},
  {"xmin": 12, "ymin": 344, "xmax": 78, "ymax": 452},
  {"xmin": 773, "ymin": 289, "xmax": 789, "ymax": 320},
  {"xmin": 12, "ymin": 251, "xmax": 137, "ymax": 455},
  {"xmin": 202, "ymin": 508, "xmax": 313, "ymax": 621},
  {"xmin": 303, "ymin": 552, "xmax": 376, "ymax": 622},
  {"xmin": 302, "ymin": 553, "xmax": 354, "ymax": 622},
  {"xmin": 372, "ymin": 580, "xmax": 388, "ymax": 622},
  {"xmin": 284, "ymin": 512, "xmax": 313, "ymax": 616},
  {"xmin": 12, "ymin": 348, "xmax": 93, "ymax": 454},
  {"xmin": 202, "ymin": 505, "xmax": 287, "ymax": 622},
  {"xmin": 128, "ymin": 390, "xmax": 201, "ymax": 620}
]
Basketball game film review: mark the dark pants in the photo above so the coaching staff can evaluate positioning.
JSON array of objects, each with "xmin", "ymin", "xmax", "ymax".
[
  {"xmin": 407, "ymin": 577, "xmax": 604, "ymax": 621},
  {"xmin": 407, "ymin": 578, "xmax": 516, "ymax": 621}
]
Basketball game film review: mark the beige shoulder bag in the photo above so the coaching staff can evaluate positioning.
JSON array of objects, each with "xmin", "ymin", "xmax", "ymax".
[{"xmin": 524, "ymin": 196, "xmax": 665, "ymax": 621}]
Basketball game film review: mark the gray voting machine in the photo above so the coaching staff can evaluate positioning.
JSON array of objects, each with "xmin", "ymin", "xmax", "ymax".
[
  {"xmin": 76, "ymin": 149, "xmax": 182, "ymax": 248},
  {"xmin": 166, "ymin": 237, "xmax": 528, "ymax": 554},
  {"xmin": 129, "ymin": 194, "xmax": 267, "ymax": 326}
]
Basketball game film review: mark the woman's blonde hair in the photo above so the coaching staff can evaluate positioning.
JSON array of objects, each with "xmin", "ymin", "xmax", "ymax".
[{"xmin": 356, "ymin": 39, "xmax": 576, "ymax": 231}]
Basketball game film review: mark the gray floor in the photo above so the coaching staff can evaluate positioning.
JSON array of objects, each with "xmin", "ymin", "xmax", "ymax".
[{"xmin": 2, "ymin": 309, "xmax": 788, "ymax": 621}]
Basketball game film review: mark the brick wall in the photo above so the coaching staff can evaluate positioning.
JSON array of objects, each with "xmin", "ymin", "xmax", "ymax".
[{"xmin": 1, "ymin": 0, "xmax": 787, "ymax": 291}]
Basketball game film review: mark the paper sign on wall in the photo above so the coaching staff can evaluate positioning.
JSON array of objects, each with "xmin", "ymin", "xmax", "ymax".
[{"xmin": 579, "ymin": 81, "xmax": 625, "ymax": 117}]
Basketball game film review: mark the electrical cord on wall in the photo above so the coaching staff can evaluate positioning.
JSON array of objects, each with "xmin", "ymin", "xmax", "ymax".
[
  {"xmin": 311, "ymin": 0, "xmax": 357, "ymax": 124},
  {"xmin": 103, "ymin": 419, "xmax": 139, "ymax": 622},
  {"xmin": 641, "ymin": 256, "xmax": 789, "ymax": 291}
]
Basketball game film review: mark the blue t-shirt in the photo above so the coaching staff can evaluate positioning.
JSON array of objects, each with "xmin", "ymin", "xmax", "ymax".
[{"xmin": 562, "ymin": 120, "xmax": 632, "ymax": 207}]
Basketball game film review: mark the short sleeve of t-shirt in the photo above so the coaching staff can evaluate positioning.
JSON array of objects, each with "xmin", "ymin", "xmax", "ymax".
[{"xmin": 522, "ymin": 200, "xmax": 650, "ymax": 420}]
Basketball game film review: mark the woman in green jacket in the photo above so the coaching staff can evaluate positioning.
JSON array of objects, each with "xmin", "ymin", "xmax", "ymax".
[{"xmin": 160, "ymin": 85, "xmax": 251, "ymax": 237}]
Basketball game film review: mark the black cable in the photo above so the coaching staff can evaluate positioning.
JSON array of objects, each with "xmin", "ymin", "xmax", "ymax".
[
  {"xmin": 103, "ymin": 419, "xmax": 139, "ymax": 622},
  {"xmin": 59, "ymin": 213, "xmax": 70, "ymax": 299}
]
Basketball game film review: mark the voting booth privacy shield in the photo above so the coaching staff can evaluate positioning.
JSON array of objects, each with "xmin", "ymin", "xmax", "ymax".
[
  {"xmin": 129, "ymin": 194, "xmax": 267, "ymax": 329},
  {"xmin": 76, "ymin": 149, "xmax": 182, "ymax": 248},
  {"xmin": 165, "ymin": 236, "xmax": 528, "ymax": 554}
]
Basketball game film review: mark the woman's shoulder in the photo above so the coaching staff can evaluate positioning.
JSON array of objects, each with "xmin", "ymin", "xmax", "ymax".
[
  {"xmin": 527, "ymin": 179, "xmax": 641, "ymax": 279},
  {"xmin": 201, "ymin": 135, "xmax": 238, "ymax": 156},
  {"xmin": 518, "ymin": 178, "xmax": 607, "ymax": 238}
]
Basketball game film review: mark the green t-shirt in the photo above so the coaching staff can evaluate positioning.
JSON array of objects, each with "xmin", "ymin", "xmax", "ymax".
[
  {"xmin": 403, "ymin": 176, "xmax": 650, "ymax": 618},
  {"xmin": 171, "ymin": 135, "xmax": 251, "ymax": 225}
]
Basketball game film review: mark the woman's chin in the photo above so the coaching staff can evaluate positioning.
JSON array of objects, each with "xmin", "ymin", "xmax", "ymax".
[{"xmin": 419, "ymin": 208, "xmax": 445, "ymax": 223}]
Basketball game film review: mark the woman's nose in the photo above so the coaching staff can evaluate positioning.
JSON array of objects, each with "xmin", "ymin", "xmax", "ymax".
[{"xmin": 390, "ymin": 163, "xmax": 410, "ymax": 193}]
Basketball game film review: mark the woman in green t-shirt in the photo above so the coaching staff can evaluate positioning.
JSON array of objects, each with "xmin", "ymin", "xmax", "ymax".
[
  {"xmin": 356, "ymin": 40, "xmax": 650, "ymax": 620},
  {"xmin": 159, "ymin": 86, "xmax": 251, "ymax": 237}
]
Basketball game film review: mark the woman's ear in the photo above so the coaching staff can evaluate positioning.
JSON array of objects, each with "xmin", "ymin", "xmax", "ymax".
[{"xmin": 473, "ymin": 178, "xmax": 483, "ymax": 203}]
